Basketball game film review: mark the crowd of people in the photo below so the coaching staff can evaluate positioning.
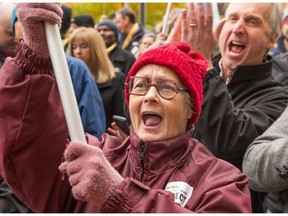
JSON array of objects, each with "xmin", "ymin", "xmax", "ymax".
[{"xmin": 0, "ymin": 2, "xmax": 288, "ymax": 213}]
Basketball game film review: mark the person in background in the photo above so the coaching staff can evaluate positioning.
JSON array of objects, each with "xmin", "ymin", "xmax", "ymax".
[
  {"xmin": 115, "ymin": 7, "xmax": 147, "ymax": 56},
  {"xmin": 108, "ymin": 12, "xmax": 116, "ymax": 22},
  {"xmin": 243, "ymin": 105, "xmax": 288, "ymax": 213},
  {"xmin": 63, "ymin": 56, "xmax": 106, "ymax": 139},
  {"xmin": 97, "ymin": 20, "xmax": 136, "ymax": 76},
  {"xmin": 269, "ymin": 15, "xmax": 288, "ymax": 57},
  {"xmin": 269, "ymin": 14, "xmax": 288, "ymax": 95},
  {"xmin": 272, "ymin": 51, "xmax": 288, "ymax": 86},
  {"xmin": 60, "ymin": 4, "xmax": 72, "ymax": 51},
  {"xmin": 0, "ymin": 3, "xmax": 20, "ymax": 68},
  {"xmin": 0, "ymin": 3, "xmax": 252, "ymax": 213},
  {"xmin": 98, "ymin": 14, "xmax": 107, "ymax": 23},
  {"xmin": 96, "ymin": 20, "xmax": 135, "ymax": 130},
  {"xmin": 68, "ymin": 14, "xmax": 95, "ymax": 35},
  {"xmin": 175, "ymin": 3, "xmax": 288, "ymax": 212},
  {"xmin": 134, "ymin": 32, "xmax": 156, "ymax": 58},
  {"xmin": 67, "ymin": 27, "xmax": 125, "ymax": 131}
]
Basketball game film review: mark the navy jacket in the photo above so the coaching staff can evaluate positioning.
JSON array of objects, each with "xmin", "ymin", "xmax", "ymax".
[{"xmin": 67, "ymin": 56, "xmax": 105, "ymax": 139}]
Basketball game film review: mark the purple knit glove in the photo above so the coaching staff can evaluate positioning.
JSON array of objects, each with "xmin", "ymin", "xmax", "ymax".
[
  {"xmin": 59, "ymin": 141, "xmax": 124, "ymax": 207},
  {"xmin": 16, "ymin": 3, "xmax": 63, "ymax": 56}
]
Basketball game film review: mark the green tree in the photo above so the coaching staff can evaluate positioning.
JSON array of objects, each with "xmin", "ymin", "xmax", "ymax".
[{"xmin": 64, "ymin": 2, "xmax": 187, "ymax": 32}]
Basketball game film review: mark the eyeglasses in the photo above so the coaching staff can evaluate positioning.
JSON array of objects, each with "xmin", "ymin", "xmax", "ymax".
[{"xmin": 125, "ymin": 76, "xmax": 188, "ymax": 100}]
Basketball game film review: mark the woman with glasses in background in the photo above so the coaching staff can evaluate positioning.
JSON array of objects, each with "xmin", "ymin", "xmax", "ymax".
[{"xmin": 0, "ymin": 3, "xmax": 251, "ymax": 213}]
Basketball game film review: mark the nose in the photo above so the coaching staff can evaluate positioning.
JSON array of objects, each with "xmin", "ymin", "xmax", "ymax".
[
  {"xmin": 143, "ymin": 85, "xmax": 160, "ymax": 103},
  {"xmin": 73, "ymin": 47, "xmax": 82, "ymax": 54},
  {"xmin": 98, "ymin": 29, "xmax": 105, "ymax": 36},
  {"xmin": 232, "ymin": 19, "xmax": 245, "ymax": 35}
]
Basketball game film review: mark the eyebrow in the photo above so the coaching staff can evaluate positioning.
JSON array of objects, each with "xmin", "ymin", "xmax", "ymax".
[
  {"xmin": 245, "ymin": 14, "xmax": 262, "ymax": 22},
  {"xmin": 227, "ymin": 10, "xmax": 262, "ymax": 20}
]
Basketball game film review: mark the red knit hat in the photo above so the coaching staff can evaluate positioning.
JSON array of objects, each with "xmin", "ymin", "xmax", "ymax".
[{"xmin": 125, "ymin": 41, "xmax": 207, "ymax": 129}]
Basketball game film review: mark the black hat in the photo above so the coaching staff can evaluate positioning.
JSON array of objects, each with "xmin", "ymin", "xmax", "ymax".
[
  {"xmin": 72, "ymin": 14, "xmax": 95, "ymax": 28},
  {"xmin": 97, "ymin": 20, "xmax": 118, "ymax": 37},
  {"xmin": 60, "ymin": 5, "xmax": 72, "ymax": 37}
]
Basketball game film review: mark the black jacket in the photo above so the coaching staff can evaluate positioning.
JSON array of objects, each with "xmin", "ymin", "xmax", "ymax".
[
  {"xmin": 109, "ymin": 45, "xmax": 136, "ymax": 76},
  {"xmin": 193, "ymin": 55, "xmax": 288, "ymax": 170},
  {"xmin": 193, "ymin": 56, "xmax": 288, "ymax": 213},
  {"xmin": 97, "ymin": 72, "xmax": 126, "ymax": 130},
  {"xmin": 119, "ymin": 25, "xmax": 147, "ymax": 53},
  {"xmin": 272, "ymin": 52, "xmax": 288, "ymax": 86}
]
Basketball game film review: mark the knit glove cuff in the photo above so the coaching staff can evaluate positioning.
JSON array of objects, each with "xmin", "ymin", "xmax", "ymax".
[
  {"xmin": 16, "ymin": 3, "xmax": 63, "ymax": 57},
  {"xmin": 59, "ymin": 141, "xmax": 124, "ymax": 207}
]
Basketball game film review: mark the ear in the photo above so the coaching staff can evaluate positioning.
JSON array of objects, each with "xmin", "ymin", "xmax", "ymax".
[
  {"xmin": 266, "ymin": 32, "xmax": 278, "ymax": 49},
  {"xmin": 186, "ymin": 108, "xmax": 193, "ymax": 120},
  {"xmin": 124, "ymin": 16, "xmax": 130, "ymax": 25}
]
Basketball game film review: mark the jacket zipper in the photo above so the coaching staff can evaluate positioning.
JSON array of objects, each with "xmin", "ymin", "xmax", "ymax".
[{"xmin": 139, "ymin": 140, "xmax": 145, "ymax": 181}]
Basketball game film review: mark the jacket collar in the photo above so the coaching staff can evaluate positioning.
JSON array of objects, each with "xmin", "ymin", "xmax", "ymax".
[
  {"xmin": 212, "ymin": 54, "xmax": 273, "ymax": 84},
  {"xmin": 109, "ymin": 45, "xmax": 125, "ymax": 62},
  {"xmin": 129, "ymin": 129, "xmax": 193, "ymax": 176}
]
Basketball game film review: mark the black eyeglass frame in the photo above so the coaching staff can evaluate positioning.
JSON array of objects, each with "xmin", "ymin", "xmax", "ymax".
[{"xmin": 124, "ymin": 76, "xmax": 188, "ymax": 100}]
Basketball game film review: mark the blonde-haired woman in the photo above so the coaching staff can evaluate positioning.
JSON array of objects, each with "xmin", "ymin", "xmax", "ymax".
[{"xmin": 67, "ymin": 27, "xmax": 126, "ymax": 131}]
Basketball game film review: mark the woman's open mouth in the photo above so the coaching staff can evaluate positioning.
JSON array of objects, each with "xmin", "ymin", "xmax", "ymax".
[{"xmin": 142, "ymin": 112, "xmax": 162, "ymax": 127}]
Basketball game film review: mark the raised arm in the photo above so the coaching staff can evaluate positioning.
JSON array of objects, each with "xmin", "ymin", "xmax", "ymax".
[{"xmin": 0, "ymin": 3, "xmax": 73, "ymax": 212}]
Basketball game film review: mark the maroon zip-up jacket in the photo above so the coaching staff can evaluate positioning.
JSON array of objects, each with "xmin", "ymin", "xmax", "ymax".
[{"xmin": 0, "ymin": 42, "xmax": 252, "ymax": 213}]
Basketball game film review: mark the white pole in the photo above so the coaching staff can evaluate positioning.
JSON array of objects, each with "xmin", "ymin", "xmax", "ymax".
[
  {"xmin": 44, "ymin": 22, "xmax": 86, "ymax": 143},
  {"xmin": 162, "ymin": 2, "xmax": 172, "ymax": 34}
]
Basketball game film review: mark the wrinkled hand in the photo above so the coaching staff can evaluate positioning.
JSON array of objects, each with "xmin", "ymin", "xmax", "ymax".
[
  {"xmin": 59, "ymin": 141, "xmax": 123, "ymax": 207},
  {"xmin": 180, "ymin": 3, "xmax": 225, "ymax": 67},
  {"xmin": 107, "ymin": 121, "xmax": 129, "ymax": 141},
  {"xmin": 16, "ymin": 3, "xmax": 62, "ymax": 56}
]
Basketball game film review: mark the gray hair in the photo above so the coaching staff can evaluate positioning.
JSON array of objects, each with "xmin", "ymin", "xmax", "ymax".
[
  {"xmin": 270, "ymin": 3, "xmax": 283, "ymax": 35},
  {"xmin": 225, "ymin": 3, "xmax": 283, "ymax": 36},
  {"xmin": 186, "ymin": 92, "xmax": 196, "ymax": 117}
]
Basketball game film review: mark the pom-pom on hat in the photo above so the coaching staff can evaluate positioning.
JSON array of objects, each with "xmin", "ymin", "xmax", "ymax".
[{"xmin": 124, "ymin": 41, "xmax": 208, "ymax": 129}]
